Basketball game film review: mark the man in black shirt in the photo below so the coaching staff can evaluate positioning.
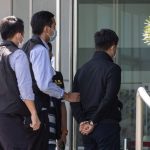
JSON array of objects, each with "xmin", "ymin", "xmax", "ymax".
[{"xmin": 71, "ymin": 29, "xmax": 122, "ymax": 150}]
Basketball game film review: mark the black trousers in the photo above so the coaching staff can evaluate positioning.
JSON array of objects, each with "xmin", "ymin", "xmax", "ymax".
[
  {"xmin": 82, "ymin": 120, "xmax": 120, "ymax": 150},
  {"xmin": 0, "ymin": 114, "xmax": 28, "ymax": 150},
  {"xmin": 24, "ymin": 110, "xmax": 49, "ymax": 150},
  {"xmin": 0, "ymin": 114, "xmax": 49, "ymax": 150}
]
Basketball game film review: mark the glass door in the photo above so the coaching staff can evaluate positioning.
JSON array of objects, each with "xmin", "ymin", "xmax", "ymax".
[
  {"xmin": 118, "ymin": 1, "xmax": 150, "ymax": 149},
  {"xmin": 74, "ymin": 0, "xmax": 150, "ymax": 149}
]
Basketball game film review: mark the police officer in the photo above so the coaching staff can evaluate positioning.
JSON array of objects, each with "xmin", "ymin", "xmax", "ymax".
[
  {"xmin": 23, "ymin": 11, "xmax": 80, "ymax": 149},
  {"xmin": 0, "ymin": 16, "xmax": 40, "ymax": 149}
]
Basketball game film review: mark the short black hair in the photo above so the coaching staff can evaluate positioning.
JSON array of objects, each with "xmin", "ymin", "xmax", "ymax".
[
  {"xmin": 94, "ymin": 29, "xmax": 119, "ymax": 50},
  {"xmin": 0, "ymin": 16, "xmax": 24, "ymax": 40},
  {"xmin": 31, "ymin": 11, "xmax": 54, "ymax": 35}
]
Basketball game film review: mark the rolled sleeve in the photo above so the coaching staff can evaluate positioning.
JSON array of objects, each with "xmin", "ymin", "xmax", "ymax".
[
  {"xmin": 70, "ymin": 69, "xmax": 85, "ymax": 123},
  {"xmin": 30, "ymin": 45, "xmax": 64, "ymax": 99},
  {"xmin": 9, "ymin": 50, "xmax": 34, "ymax": 101}
]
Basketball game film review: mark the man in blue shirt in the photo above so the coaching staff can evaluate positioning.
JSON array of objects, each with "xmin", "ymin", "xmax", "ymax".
[
  {"xmin": 23, "ymin": 11, "xmax": 80, "ymax": 149},
  {"xmin": 0, "ymin": 16, "xmax": 40, "ymax": 149}
]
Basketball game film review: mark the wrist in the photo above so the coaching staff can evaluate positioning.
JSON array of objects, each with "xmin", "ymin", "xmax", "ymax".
[
  {"xmin": 30, "ymin": 111, "xmax": 38, "ymax": 116},
  {"xmin": 89, "ymin": 120, "xmax": 95, "ymax": 126},
  {"xmin": 63, "ymin": 92, "xmax": 69, "ymax": 100}
]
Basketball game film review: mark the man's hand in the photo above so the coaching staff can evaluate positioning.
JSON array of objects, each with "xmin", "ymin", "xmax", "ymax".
[
  {"xmin": 79, "ymin": 121, "xmax": 94, "ymax": 135},
  {"xmin": 57, "ymin": 132, "xmax": 67, "ymax": 149},
  {"xmin": 64, "ymin": 92, "xmax": 80, "ymax": 102},
  {"xmin": 23, "ymin": 100, "xmax": 41, "ymax": 131},
  {"xmin": 30, "ymin": 112, "xmax": 41, "ymax": 131},
  {"xmin": 79, "ymin": 121, "xmax": 89, "ymax": 132}
]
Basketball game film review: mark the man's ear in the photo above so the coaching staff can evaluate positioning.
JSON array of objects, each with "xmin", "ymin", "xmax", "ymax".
[
  {"xmin": 110, "ymin": 45, "xmax": 114, "ymax": 50},
  {"xmin": 15, "ymin": 32, "xmax": 20, "ymax": 41},
  {"xmin": 43, "ymin": 26, "xmax": 49, "ymax": 33}
]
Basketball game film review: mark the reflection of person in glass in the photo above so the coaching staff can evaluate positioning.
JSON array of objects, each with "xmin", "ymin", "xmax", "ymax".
[{"xmin": 71, "ymin": 29, "xmax": 123, "ymax": 150}]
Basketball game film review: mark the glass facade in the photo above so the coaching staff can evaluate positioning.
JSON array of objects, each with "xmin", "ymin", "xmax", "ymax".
[{"xmin": 76, "ymin": 0, "xmax": 150, "ymax": 149}]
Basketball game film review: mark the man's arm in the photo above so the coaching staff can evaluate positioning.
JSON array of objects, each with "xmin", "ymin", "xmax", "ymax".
[
  {"xmin": 70, "ymin": 70, "xmax": 85, "ymax": 123},
  {"xmin": 60, "ymin": 102, "xmax": 67, "ymax": 134},
  {"xmin": 91, "ymin": 65, "xmax": 121, "ymax": 124},
  {"xmin": 30, "ymin": 45, "xmax": 64, "ymax": 99},
  {"xmin": 9, "ymin": 50, "xmax": 40, "ymax": 130},
  {"xmin": 80, "ymin": 65, "xmax": 121, "ymax": 135},
  {"xmin": 23, "ymin": 100, "xmax": 40, "ymax": 130},
  {"xmin": 57, "ymin": 102, "xmax": 68, "ymax": 148},
  {"xmin": 30, "ymin": 45, "xmax": 80, "ymax": 102}
]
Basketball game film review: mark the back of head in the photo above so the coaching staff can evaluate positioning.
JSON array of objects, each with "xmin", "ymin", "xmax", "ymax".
[
  {"xmin": 94, "ymin": 29, "xmax": 119, "ymax": 51},
  {"xmin": 0, "ymin": 16, "xmax": 24, "ymax": 40},
  {"xmin": 31, "ymin": 11, "xmax": 54, "ymax": 35}
]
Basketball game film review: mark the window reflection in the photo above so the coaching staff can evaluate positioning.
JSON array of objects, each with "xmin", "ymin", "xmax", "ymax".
[{"xmin": 77, "ymin": 0, "xmax": 150, "ymax": 149}]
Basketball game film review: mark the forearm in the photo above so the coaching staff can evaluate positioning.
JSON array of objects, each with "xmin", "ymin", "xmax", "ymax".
[
  {"xmin": 91, "ymin": 97, "xmax": 112, "ymax": 123},
  {"xmin": 70, "ymin": 102, "xmax": 85, "ymax": 123},
  {"xmin": 23, "ymin": 99, "xmax": 41, "ymax": 131},
  {"xmin": 40, "ymin": 82, "xmax": 64, "ymax": 99},
  {"xmin": 30, "ymin": 46, "xmax": 64, "ymax": 99},
  {"xmin": 91, "ymin": 66, "xmax": 121, "ymax": 124},
  {"xmin": 23, "ymin": 100, "xmax": 37, "ymax": 115},
  {"xmin": 61, "ymin": 103, "xmax": 67, "ymax": 128},
  {"xmin": 61, "ymin": 103, "xmax": 67, "ymax": 133}
]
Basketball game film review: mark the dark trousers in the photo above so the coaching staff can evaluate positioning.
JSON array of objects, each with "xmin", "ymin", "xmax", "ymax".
[
  {"xmin": 0, "ymin": 114, "xmax": 49, "ymax": 150},
  {"xmin": 0, "ymin": 114, "xmax": 28, "ymax": 150},
  {"xmin": 24, "ymin": 111, "xmax": 49, "ymax": 150},
  {"xmin": 48, "ymin": 144, "xmax": 56, "ymax": 150},
  {"xmin": 82, "ymin": 121, "xmax": 120, "ymax": 150}
]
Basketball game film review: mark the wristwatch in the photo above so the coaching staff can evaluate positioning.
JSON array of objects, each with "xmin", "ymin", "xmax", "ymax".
[{"xmin": 89, "ymin": 121, "xmax": 94, "ymax": 126}]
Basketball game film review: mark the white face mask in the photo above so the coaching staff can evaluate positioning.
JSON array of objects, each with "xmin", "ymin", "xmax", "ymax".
[
  {"xmin": 18, "ymin": 41, "xmax": 24, "ymax": 48},
  {"xmin": 17, "ymin": 33, "xmax": 24, "ymax": 48},
  {"xmin": 49, "ymin": 29, "xmax": 57, "ymax": 42}
]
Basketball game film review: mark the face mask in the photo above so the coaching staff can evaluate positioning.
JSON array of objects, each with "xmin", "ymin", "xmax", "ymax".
[
  {"xmin": 18, "ymin": 41, "xmax": 24, "ymax": 49},
  {"xmin": 49, "ymin": 29, "xmax": 57, "ymax": 42}
]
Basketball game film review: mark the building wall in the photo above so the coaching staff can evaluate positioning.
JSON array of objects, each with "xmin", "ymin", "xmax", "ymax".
[
  {"xmin": 0, "ymin": 0, "xmax": 12, "ymax": 41},
  {"xmin": 0, "ymin": 0, "xmax": 12, "ymax": 18}
]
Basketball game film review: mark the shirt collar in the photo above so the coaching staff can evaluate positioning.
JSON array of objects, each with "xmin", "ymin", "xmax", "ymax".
[
  {"xmin": 1, "ymin": 40, "xmax": 18, "ymax": 48},
  {"xmin": 40, "ymin": 38, "xmax": 49, "ymax": 50},
  {"xmin": 92, "ymin": 50, "xmax": 113, "ymax": 62},
  {"xmin": 32, "ymin": 34, "xmax": 49, "ymax": 50}
]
